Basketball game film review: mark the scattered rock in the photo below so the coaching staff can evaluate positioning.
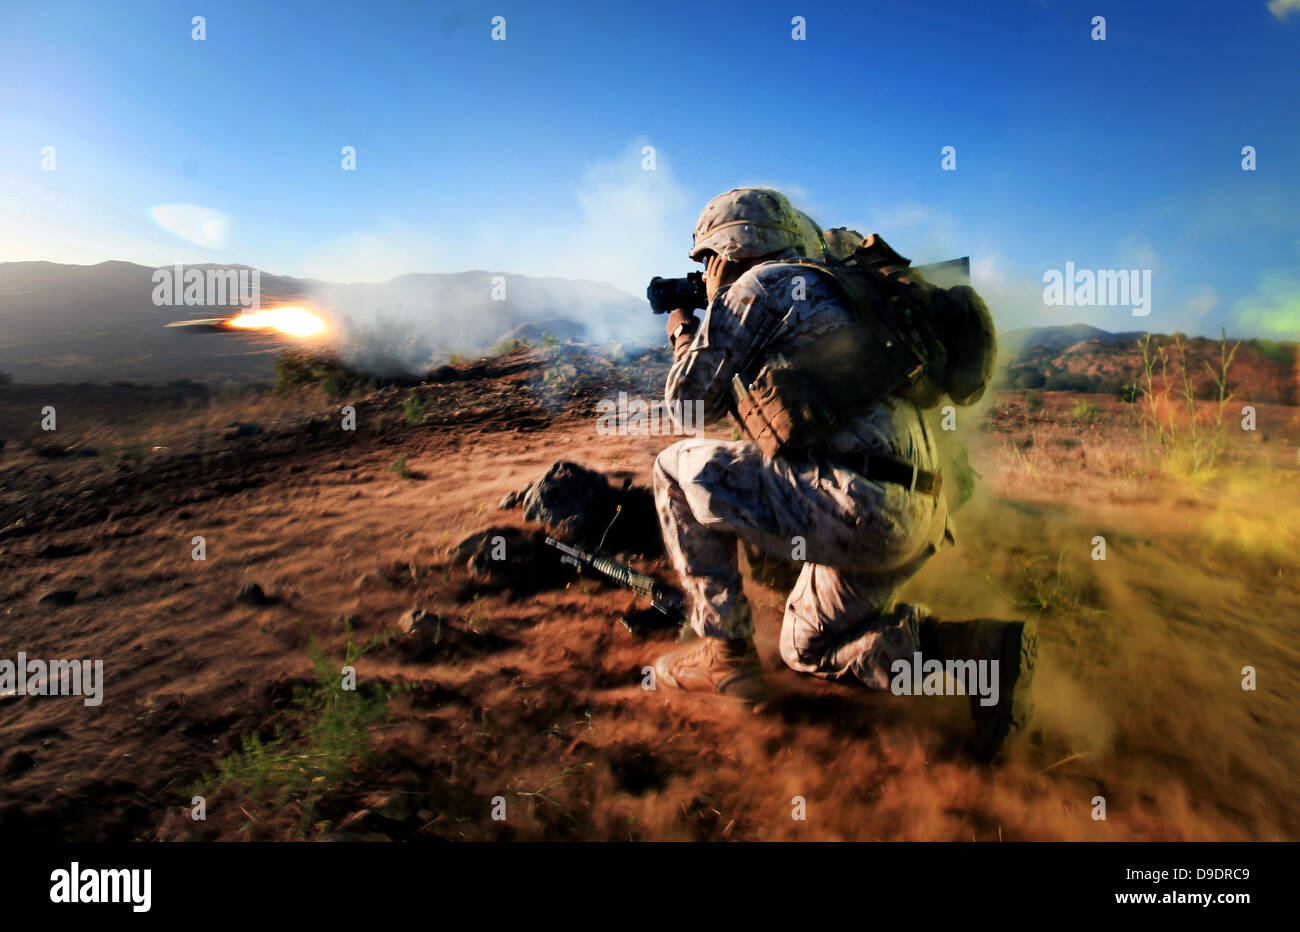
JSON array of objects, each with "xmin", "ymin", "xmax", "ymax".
[
  {"xmin": 519, "ymin": 461, "xmax": 614, "ymax": 540},
  {"xmin": 514, "ymin": 460, "xmax": 662, "ymax": 554},
  {"xmin": 2, "ymin": 751, "xmax": 35, "ymax": 777},
  {"xmin": 37, "ymin": 590, "xmax": 77, "ymax": 607},
  {"xmin": 398, "ymin": 608, "xmax": 439, "ymax": 636},
  {"xmin": 449, "ymin": 526, "xmax": 563, "ymax": 592},
  {"xmin": 237, "ymin": 582, "xmax": 277, "ymax": 606},
  {"xmin": 36, "ymin": 542, "xmax": 91, "ymax": 559},
  {"xmin": 223, "ymin": 422, "xmax": 263, "ymax": 439},
  {"xmin": 327, "ymin": 808, "xmax": 398, "ymax": 842}
]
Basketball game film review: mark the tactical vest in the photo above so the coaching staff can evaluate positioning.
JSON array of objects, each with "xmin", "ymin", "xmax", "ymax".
[{"xmin": 730, "ymin": 235, "xmax": 996, "ymax": 459}]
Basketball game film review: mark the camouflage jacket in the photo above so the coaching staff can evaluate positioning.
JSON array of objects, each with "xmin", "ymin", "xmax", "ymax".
[{"xmin": 665, "ymin": 254, "xmax": 944, "ymax": 476}]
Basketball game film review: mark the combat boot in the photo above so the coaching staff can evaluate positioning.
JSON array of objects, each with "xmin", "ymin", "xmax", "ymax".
[
  {"xmin": 654, "ymin": 636, "xmax": 766, "ymax": 704},
  {"xmin": 918, "ymin": 615, "xmax": 1039, "ymax": 761}
]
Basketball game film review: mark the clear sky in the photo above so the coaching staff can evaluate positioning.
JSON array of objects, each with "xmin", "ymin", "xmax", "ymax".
[{"xmin": 1, "ymin": 0, "xmax": 1298, "ymax": 337}]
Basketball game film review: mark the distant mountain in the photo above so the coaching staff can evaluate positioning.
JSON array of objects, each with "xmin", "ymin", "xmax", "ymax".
[
  {"xmin": 0, "ymin": 261, "xmax": 653, "ymax": 384},
  {"xmin": 1002, "ymin": 324, "xmax": 1145, "ymax": 355}
]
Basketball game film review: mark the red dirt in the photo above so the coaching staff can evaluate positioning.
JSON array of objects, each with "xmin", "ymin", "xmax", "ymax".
[{"xmin": 2, "ymin": 352, "xmax": 1297, "ymax": 841}]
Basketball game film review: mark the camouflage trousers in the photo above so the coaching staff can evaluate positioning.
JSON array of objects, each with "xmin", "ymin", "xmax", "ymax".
[{"xmin": 652, "ymin": 438, "xmax": 948, "ymax": 690}]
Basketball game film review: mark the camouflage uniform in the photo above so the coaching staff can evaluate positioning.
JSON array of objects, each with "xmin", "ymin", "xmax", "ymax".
[{"xmin": 654, "ymin": 257, "xmax": 950, "ymax": 688}]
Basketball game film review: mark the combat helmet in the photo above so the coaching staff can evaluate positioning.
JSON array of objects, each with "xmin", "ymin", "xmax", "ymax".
[{"xmin": 690, "ymin": 187, "xmax": 807, "ymax": 261}]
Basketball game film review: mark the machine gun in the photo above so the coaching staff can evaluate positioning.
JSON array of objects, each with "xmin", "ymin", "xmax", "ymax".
[{"xmin": 545, "ymin": 537, "xmax": 686, "ymax": 635}]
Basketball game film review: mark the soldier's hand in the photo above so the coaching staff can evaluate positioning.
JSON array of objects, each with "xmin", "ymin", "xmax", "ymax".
[
  {"xmin": 704, "ymin": 252, "xmax": 728, "ymax": 291},
  {"xmin": 666, "ymin": 308, "xmax": 698, "ymax": 343}
]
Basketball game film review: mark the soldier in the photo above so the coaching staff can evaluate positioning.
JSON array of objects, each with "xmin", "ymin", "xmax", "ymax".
[{"xmin": 652, "ymin": 187, "xmax": 1035, "ymax": 760}]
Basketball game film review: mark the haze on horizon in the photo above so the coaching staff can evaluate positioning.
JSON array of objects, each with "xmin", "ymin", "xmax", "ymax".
[{"xmin": 1, "ymin": 0, "xmax": 1298, "ymax": 340}]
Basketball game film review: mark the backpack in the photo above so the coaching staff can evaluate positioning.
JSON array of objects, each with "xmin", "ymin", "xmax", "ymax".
[{"xmin": 729, "ymin": 235, "xmax": 997, "ymax": 459}]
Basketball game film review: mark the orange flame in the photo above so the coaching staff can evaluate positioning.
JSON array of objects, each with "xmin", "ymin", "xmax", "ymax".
[{"xmin": 226, "ymin": 306, "xmax": 328, "ymax": 338}]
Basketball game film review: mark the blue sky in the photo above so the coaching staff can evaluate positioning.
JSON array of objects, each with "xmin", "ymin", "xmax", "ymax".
[{"xmin": 1, "ymin": 0, "xmax": 1298, "ymax": 337}]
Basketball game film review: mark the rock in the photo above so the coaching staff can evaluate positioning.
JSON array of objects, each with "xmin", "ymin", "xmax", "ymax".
[
  {"xmin": 37, "ymin": 590, "xmax": 77, "ymax": 607},
  {"xmin": 428, "ymin": 364, "xmax": 458, "ymax": 383},
  {"xmin": 450, "ymin": 526, "xmax": 560, "ymax": 589},
  {"xmin": 74, "ymin": 446, "xmax": 99, "ymax": 458},
  {"xmin": 237, "ymin": 582, "xmax": 277, "ymax": 606},
  {"xmin": 353, "ymin": 572, "xmax": 385, "ymax": 592},
  {"xmin": 328, "ymin": 809, "xmax": 395, "ymax": 842},
  {"xmin": 498, "ymin": 489, "xmax": 521, "ymax": 510},
  {"xmin": 519, "ymin": 460, "xmax": 612, "ymax": 540},
  {"xmin": 512, "ymin": 460, "xmax": 663, "ymax": 555},
  {"xmin": 2, "ymin": 751, "xmax": 35, "ymax": 777},
  {"xmin": 223, "ymin": 422, "xmax": 263, "ymax": 439},
  {"xmin": 36, "ymin": 443, "xmax": 70, "ymax": 458},
  {"xmin": 36, "ymin": 542, "xmax": 90, "ymax": 559},
  {"xmin": 399, "ymin": 608, "xmax": 439, "ymax": 636}
]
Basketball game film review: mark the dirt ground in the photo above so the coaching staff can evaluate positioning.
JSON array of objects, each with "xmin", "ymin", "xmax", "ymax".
[{"xmin": 1, "ymin": 352, "xmax": 1297, "ymax": 841}]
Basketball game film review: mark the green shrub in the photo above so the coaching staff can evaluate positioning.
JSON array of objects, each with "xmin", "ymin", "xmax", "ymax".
[
  {"xmin": 1071, "ymin": 399, "xmax": 1100, "ymax": 419},
  {"xmin": 274, "ymin": 351, "xmax": 372, "ymax": 397},
  {"xmin": 493, "ymin": 337, "xmax": 533, "ymax": 355},
  {"xmin": 402, "ymin": 389, "xmax": 428, "ymax": 425},
  {"xmin": 189, "ymin": 631, "xmax": 401, "ymax": 834}
]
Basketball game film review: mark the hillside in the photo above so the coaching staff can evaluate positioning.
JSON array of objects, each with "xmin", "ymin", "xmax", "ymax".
[
  {"xmin": 1001, "ymin": 325, "xmax": 1298, "ymax": 405},
  {"xmin": 0, "ymin": 261, "xmax": 651, "ymax": 384}
]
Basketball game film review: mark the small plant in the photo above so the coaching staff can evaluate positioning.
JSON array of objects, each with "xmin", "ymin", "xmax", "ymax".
[
  {"xmin": 1071, "ymin": 399, "xmax": 1099, "ymax": 420},
  {"xmin": 1004, "ymin": 551, "xmax": 1103, "ymax": 615},
  {"xmin": 188, "ymin": 630, "xmax": 401, "ymax": 835},
  {"xmin": 1135, "ymin": 328, "xmax": 1241, "ymax": 475},
  {"xmin": 391, "ymin": 454, "xmax": 413, "ymax": 478},
  {"xmin": 402, "ymin": 389, "xmax": 428, "ymax": 425},
  {"xmin": 494, "ymin": 337, "xmax": 533, "ymax": 355},
  {"xmin": 1025, "ymin": 391, "xmax": 1043, "ymax": 412},
  {"xmin": 273, "ymin": 350, "xmax": 372, "ymax": 397},
  {"xmin": 513, "ymin": 762, "xmax": 595, "ymax": 826}
]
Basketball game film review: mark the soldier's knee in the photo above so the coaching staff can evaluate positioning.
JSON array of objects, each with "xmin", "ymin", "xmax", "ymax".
[
  {"xmin": 652, "ymin": 443, "xmax": 683, "ymax": 488},
  {"xmin": 778, "ymin": 636, "xmax": 804, "ymax": 671},
  {"xmin": 778, "ymin": 621, "xmax": 822, "ymax": 673}
]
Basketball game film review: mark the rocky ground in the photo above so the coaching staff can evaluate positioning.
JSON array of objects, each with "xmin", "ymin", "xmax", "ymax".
[{"xmin": 1, "ymin": 346, "xmax": 1297, "ymax": 841}]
